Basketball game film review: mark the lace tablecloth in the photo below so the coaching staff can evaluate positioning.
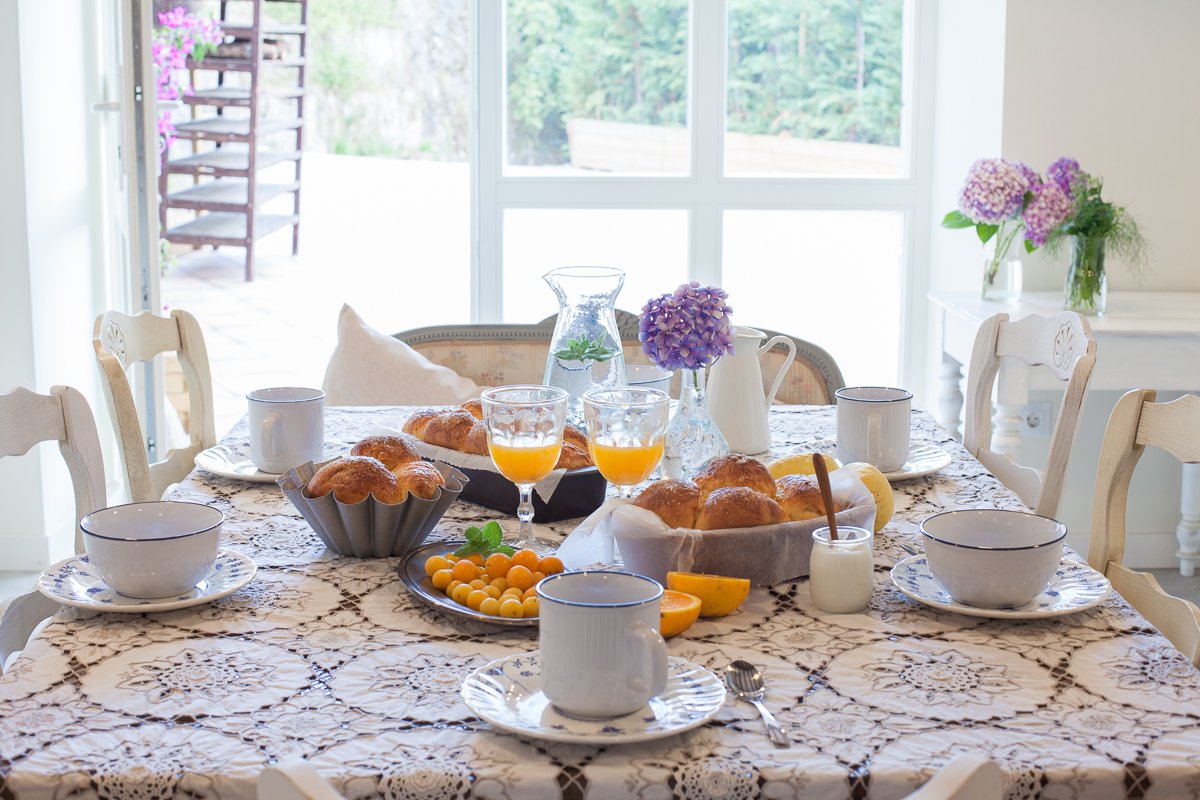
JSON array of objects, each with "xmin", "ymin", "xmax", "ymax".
[{"xmin": 3, "ymin": 406, "xmax": 1199, "ymax": 800}]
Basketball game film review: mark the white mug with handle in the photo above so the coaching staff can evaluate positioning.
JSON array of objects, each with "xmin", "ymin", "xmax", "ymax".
[
  {"xmin": 537, "ymin": 571, "xmax": 668, "ymax": 718},
  {"xmin": 247, "ymin": 387, "xmax": 325, "ymax": 474},
  {"xmin": 835, "ymin": 386, "xmax": 912, "ymax": 473}
]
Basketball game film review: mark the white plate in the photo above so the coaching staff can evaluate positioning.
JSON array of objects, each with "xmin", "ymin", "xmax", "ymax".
[
  {"xmin": 194, "ymin": 444, "xmax": 280, "ymax": 483},
  {"xmin": 881, "ymin": 443, "xmax": 953, "ymax": 482},
  {"xmin": 889, "ymin": 554, "xmax": 1111, "ymax": 619},
  {"xmin": 461, "ymin": 652, "xmax": 726, "ymax": 744},
  {"xmin": 38, "ymin": 549, "xmax": 257, "ymax": 613}
]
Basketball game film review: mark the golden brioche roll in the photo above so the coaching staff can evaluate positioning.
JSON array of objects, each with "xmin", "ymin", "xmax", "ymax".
[
  {"xmin": 696, "ymin": 487, "xmax": 787, "ymax": 531},
  {"xmin": 461, "ymin": 398, "xmax": 483, "ymax": 420},
  {"xmin": 555, "ymin": 441, "xmax": 592, "ymax": 470},
  {"xmin": 463, "ymin": 422, "xmax": 489, "ymax": 456},
  {"xmin": 775, "ymin": 474, "xmax": 829, "ymax": 522},
  {"xmin": 633, "ymin": 479, "xmax": 702, "ymax": 529},
  {"xmin": 694, "ymin": 454, "xmax": 776, "ymax": 499},
  {"xmin": 392, "ymin": 461, "xmax": 446, "ymax": 500},
  {"xmin": 562, "ymin": 423, "xmax": 588, "ymax": 452},
  {"xmin": 422, "ymin": 409, "xmax": 478, "ymax": 450},
  {"xmin": 305, "ymin": 456, "xmax": 405, "ymax": 504},
  {"xmin": 402, "ymin": 409, "xmax": 443, "ymax": 439},
  {"xmin": 351, "ymin": 435, "xmax": 421, "ymax": 470}
]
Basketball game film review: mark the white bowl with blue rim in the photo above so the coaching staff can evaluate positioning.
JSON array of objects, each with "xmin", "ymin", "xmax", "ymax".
[
  {"xmin": 81, "ymin": 501, "xmax": 224, "ymax": 598},
  {"xmin": 626, "ymin": 364, "xmax": 673, "ymax": 398},
  {"xmin": 919, "ymin": 509, "xmax": 1066, "ymax": 609}
]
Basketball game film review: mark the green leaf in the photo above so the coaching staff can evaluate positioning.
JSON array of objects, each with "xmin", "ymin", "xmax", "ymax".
[
  {"xmin": 482, "ymin": 521, "xmax": 503, "ymax": 548},
  {"xmin": 941, "ymin": 210, "xmax": 973, "ymax": 229},
  {"xmin": 453, "ymin": 541, "xmax": 479, "ymax": 557},
  {"xmin": 464, "ymin": 525, "xmax": 483, "ymax": 545},
  {"xmin": 1024, "ymin": 238, "xmax": 1037, "ymax": 253},
  {"xmin": 494, "ymin": 544, "xmax": 517, "ymax": 556},
  {"xmin": 976, "ymin": 223, "xmax": 998, "ymax": 245}
]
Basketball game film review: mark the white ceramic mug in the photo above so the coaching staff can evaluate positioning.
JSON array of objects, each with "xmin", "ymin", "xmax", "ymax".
[
  {"xmin": 835, "ymin": 386, "xmax": 912, "ymax": 473},
  {"xmin": 247, "ymin": 387, "xmax": 325, "ymax": 474},
  {"xmin": 537, "ymin": 571, "xmax": 668, "ymax": 718}
]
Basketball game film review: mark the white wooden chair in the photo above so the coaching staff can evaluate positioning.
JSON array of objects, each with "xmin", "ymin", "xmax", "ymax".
[
  {"xmin": 258, "ymin": 761, "xmax": 345, "ymax": 800},
  {"xmin": 0, "ymin": 385, "xmax": 107, "ymax": 669},
  {"xmin": 93, "ymin": 309, "xmax": 216, "ymax": 502},
  {"xmin": 905, "ymin": 753, "xmax": 1003, "ymax": 800},
  {"xmin": 1088, "ymin": 390, "xmax": 1200, "ymax": 665},
  {"xmin": 963, "ymin": 312, "xmax": 1097, "ymax": 518}
]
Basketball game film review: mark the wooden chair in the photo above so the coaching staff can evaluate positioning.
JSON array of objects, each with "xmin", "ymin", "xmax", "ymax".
[
  {"xmin": 93, "ymin": 309, "xmax": 217, "ymax": 502},
  {"xmin": 258, "ymin": 761, "xmax": 345, "ymax": 800},
  {"xmin": 904, "ymin": 754, "xmax": 1003, "ymax": 800},
  {"xmin": 0, "ymin": 385, "xmax": 107, "ymax": 669},
  {"xmin": 1088, "ymin": 390, "xmax": 1200, "ymax": 665},
  {"xmin": 962, "ymin": 312, "xmax": 1096, "ymax": 517},
  {"xmin": 394, "ymin": 312, "xmax": 844, "ymax": 405}
]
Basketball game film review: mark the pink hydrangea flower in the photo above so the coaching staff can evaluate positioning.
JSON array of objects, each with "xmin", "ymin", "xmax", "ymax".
[
  {"xmin": 957, "ymin": 158, "xmax": 1034, "ymax": 224},
  {"xmin": 1022, "ymin": 182, "xmax": 1075, "ymax": 246}
]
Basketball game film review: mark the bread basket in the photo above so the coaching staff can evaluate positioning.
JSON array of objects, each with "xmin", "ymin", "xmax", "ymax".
[
  {"xmin": 557, "ymin": 468, "xmax": 876, "ymax": 585},
  {"xmin": 278, "ymin": 460, "xmax": 467, "ymax": 558}
]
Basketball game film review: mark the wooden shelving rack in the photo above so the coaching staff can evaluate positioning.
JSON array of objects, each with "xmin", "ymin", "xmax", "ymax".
[{"xmin": 159, "ymin": 0, "xmax": 308, "ymax": 281}]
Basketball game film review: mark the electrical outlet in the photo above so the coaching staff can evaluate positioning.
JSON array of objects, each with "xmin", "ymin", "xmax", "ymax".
[{"xmin": 1019, "ymin": 402, "xmax": 1052, "ymax": 437}]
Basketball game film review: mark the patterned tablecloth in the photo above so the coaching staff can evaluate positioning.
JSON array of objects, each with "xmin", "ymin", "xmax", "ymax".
[{"xmin": 3, "ymin": 406, "xmax": 1200, "ymax": 800}]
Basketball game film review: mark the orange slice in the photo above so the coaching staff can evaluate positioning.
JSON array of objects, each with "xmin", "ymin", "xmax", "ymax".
[
  {"xmin": 666, "ymin": 571, "xmax": 751, "ymax": 618},
  {"xmin": 659, "ymin": 590, "xmax": 702, "ymax": 638}
]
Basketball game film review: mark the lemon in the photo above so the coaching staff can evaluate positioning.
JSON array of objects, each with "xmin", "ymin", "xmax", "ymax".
[
  {"xmin": 659, "ymin": 590, "xmax": 703, "ymax": 638},
  {"xmin": 842, "ymin": 461, "xmax": 894, "ymax": 532},
  {"xmin": 665, "ymin": 572, "xmax": 751, "ymax": 618},
  {"xmin": 767, "ymin": 452, "xmax": 840, "ymax": 479}
]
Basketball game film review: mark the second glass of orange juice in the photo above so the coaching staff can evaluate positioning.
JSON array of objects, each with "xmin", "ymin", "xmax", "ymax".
[
  {"xmin": 582, "ymin": 387, "xmax": 670, "ymax": 498},
  {"xmin": 481, "ymin": 385, "xmax": 569, "ymax": 550}
]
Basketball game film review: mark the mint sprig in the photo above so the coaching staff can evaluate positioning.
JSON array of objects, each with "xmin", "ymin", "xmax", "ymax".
[
  {"xmin": 453, "ymin": 521, "xmax": 516, "ymax": 558},
  {"xmin": 554, "ymin": 334, "xmax": 617, "ymax": 363}
]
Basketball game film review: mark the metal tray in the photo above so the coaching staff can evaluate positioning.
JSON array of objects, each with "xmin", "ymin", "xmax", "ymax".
[{"xmin": 398, "ymin": 540, "xmax": 542, "ymax": 628}]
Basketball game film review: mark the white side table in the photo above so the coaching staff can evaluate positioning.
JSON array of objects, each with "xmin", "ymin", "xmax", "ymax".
[{"xmin": 929, "ymin": 291, "xmax": 1200, "ymax": 576}]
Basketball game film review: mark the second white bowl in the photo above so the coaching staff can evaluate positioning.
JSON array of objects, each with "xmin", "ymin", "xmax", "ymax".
[
  {"xmin": 919, "ymin": 509, "xmax": 1065, "ymax": 609},
  {"xmin": 81, "ymin": 501, "xmax": 223, "ymax": 598}
]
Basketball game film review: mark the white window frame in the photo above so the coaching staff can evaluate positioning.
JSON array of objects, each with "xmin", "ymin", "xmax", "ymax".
[{"xmin": 472, "ymin": 0, "xmax": 936, "ymax": 391}]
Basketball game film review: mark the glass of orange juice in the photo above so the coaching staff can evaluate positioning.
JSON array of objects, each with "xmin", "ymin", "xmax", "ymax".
[
  {"xmin": 582, "ymin": 387, "xmax": 670, "ymax": 498},
  {"xmin": 481, "ymin": 385, "xmax": 569, "ymax": 551}
]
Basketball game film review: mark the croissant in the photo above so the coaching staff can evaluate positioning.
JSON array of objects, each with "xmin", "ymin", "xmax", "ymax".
[
  {"xmin": 694, "ymin": 454, "xmax": 777, "ymax": 499},
  {"xmin": 305, "ymin": 456, "xmax": 406, "ymax": 505},
  {"xmin": 403, "ymin": 405, "xmax": 594, "ymax": 470},
  {"xmin": 351, "ymin": 435, "xmax": 421, "ymax": 471},
  {"xmin": 422, "ymin": 409, "xmax": 479, "ymax": 450}
]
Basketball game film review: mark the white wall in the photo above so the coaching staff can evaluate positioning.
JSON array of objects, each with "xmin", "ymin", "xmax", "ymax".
[
  {"xmin": 927, "ymin": 0, "xmax": 1200, "ymax": 565},
  {"xmin": 1, "ymin": 1, "xmax": 118, "ymax": 570}
]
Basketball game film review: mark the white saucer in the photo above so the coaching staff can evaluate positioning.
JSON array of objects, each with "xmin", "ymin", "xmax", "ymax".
[
  {"xmin": 461, "ymin": 652, "xmax": 726, "ymax": 744},
  {"xmin": 194, "ymin": 444, "xmax": 280, "ymax": 483},
  {"xmin": 38, "ymin": 549, "xmax": 257, "ymax": 613},
  {"xmin": 890, "ymin": 554, "xmax": 1111, "ymax": 619},
  {"xmin": 882, "ymin": 443, "xmax": 953, "ymax": 482}
]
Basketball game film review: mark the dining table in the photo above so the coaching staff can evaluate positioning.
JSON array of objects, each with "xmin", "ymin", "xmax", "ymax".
[{"xmin": 3, "ymin": 404, "xmax": 1200, "ymax": 800}]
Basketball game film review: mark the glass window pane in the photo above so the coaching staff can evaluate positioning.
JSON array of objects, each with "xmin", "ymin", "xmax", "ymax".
[
  {"xmin": 722, "ymin": 210, "xmax": 903, "ymax": 384},
  {"xmin": 725, "ymin": 0, "xmax": 906, "ymax": 177},
  {"xmin": 502, "ymin": 209, "xmax": 689, "ymax": 321},
  {"xmin": 505, "ymin": 0, "xmax": 690, "ymax": 175}
]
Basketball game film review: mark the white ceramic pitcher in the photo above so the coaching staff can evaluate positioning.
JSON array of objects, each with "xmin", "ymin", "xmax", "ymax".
[{"xmin": 706, "ymin": 326, "xmax": 797, "ymax": 454}]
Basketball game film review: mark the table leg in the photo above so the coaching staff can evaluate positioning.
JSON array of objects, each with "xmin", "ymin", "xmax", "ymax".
[
  {"xmin": 938, "ymin": 353, "xmax": 964, "ymax": 441},
  {"xmin": 1177, "ymin": 463, "xmax": 1200, "ymax": 577}
]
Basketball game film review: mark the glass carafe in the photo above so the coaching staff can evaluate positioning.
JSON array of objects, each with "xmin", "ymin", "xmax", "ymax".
[{"xmin": 543, "ymin": 266, "xmax": 628, "ymax": 423}]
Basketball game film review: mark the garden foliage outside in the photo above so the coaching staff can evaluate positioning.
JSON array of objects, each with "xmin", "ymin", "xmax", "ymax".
[{"xmin": 300, "ymin": 0, "xmax": 903, "ymax": 165}]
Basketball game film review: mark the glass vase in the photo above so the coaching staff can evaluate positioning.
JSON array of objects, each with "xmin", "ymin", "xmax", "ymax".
[
  {"xmin": 543, "ymin": 266, "xmax": 628, "ymax": 425},
  {"xmin": 660, "ymin": 368, "xmax": 729, "ymax": 480},
  {"xmin": 1063, "ymin": 234, "xmax": 1107, "ymax": 315},
  {"xmin": 982, "ymin": 254, "xmax": 1023, "ymax": 303}
]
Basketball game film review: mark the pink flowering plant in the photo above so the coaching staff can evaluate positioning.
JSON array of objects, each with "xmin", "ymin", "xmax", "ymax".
[
  {"xmin": 153, "ymin": 7, "xmax": 223, "ymax": 158},
  {"xmin": 639, "ymin": 283, "xmax": 735, "ymax": 371}
]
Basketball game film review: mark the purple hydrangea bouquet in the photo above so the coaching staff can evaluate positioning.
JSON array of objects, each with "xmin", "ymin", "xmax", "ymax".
[
  {"xmin": 639, "ymin": 283, "xmax": 735, "ymax": 477},
  {"xmin": 153, "ymin": 7, "xmax": 224, "ymax": 158},
  {"xmin": 1039, "ymin": 157, "xmax": 1146, "ymax": 314}
]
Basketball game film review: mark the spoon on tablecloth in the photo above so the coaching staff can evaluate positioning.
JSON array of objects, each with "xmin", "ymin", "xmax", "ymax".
[{"xmin": 725, "ymin": 660, "xmax": 790, "ymax": 748}]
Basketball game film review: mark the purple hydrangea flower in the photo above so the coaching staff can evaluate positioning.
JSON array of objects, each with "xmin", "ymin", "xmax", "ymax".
[
  {"xmin": 1022, "ymin": 182, "xmax": 1075, "ymax": 246},
  {"xmin": 957, "ymin": 158, "xmax": 1034, "ymax": 224},
  {"xmin": 1014, "ymin": 161, "xmax": 1040, "ymax": 188},
  {"xmin": 1047, "ymin": 156, "xmax": 1085, "ymax": 199},
  {"xmin": 639, "ymin": 283, "xmax": 735, "ymax": 371}
]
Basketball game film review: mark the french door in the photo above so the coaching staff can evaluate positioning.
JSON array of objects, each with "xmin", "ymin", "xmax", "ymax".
[{"xmin": 473, "ymin": 0, "xmax": 935, "ymax": 389}]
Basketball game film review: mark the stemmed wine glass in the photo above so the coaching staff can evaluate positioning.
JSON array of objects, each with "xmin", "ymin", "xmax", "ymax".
[
  {"xmin": 481, "ymin": 385, "xmax": 569, "ymax": 551},
  {"xmin": 582, "ymin": 387, "xmax": 670, "ymax": 498}
]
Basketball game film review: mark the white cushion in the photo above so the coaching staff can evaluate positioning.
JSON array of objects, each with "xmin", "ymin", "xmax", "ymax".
[{"xmin": 322, "ymin": 305, "xmax": 481, "ymax": 405}]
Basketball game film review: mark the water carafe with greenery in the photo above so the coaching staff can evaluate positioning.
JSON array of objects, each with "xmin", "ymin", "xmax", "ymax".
[{"xmin": 543, "ymin": 267, "xmax": 628, "ymax": 423}]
